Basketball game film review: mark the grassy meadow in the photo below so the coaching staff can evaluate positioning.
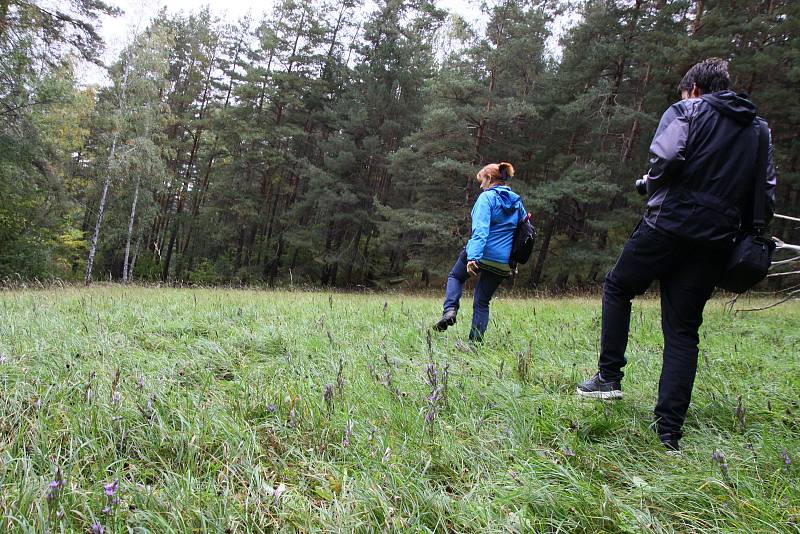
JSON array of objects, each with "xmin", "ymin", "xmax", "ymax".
[{"xmin": 0, "ymin": 287, "xmax": 797, "ymax": 533}]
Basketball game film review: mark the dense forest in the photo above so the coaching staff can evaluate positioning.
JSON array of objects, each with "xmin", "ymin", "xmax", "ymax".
[{"xmin": 1, "ymin": 0, "xmax": 798, "ymax": 289}]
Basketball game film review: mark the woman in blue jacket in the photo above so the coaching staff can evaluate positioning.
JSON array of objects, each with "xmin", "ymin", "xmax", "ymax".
[{"xmin": 433, "ymin": 162, "xmax": 527, "ymax": 340}]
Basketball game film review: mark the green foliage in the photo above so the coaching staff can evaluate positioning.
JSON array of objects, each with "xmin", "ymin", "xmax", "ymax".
[{"xmin": 1, "ymin": 0, "xmax": 798, "ymax": 289}]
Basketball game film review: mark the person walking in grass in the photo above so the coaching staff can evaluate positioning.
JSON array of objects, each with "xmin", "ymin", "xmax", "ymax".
[
  {"xmin": 576, "ymin": 58, "xmax": 777, "ymax": 452},
  {"xmin": 433, "ymin": 162, "xmax": 527, "ymax": 341}
]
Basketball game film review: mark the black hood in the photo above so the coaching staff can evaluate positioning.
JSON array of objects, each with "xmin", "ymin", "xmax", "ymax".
[{"xmin": 701, "ymin": 91, "xmax": 757, "ymax": 125}]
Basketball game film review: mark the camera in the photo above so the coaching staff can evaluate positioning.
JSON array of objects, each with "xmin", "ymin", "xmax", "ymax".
[{"xmin": 635, "ymin": 177, "xmax": 648, "ymax": 196}]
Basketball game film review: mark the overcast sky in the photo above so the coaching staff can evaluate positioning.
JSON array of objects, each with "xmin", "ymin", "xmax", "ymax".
[{"xmin": 82, "ymin": 0, "xmax": 569, "ymax": 85}]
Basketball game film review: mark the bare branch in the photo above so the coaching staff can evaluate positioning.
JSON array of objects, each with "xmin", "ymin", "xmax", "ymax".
[
  {"xmin": 766, "ymin": 270, "xmax": 800, "ymax": 278},
  {"xmin": 735, "ymin": 290, "xmax": 800, "ymax": 313},
  {"xmin": 773, "ymin": 238, "xmax": 800, "ymax": 253},
  {"xmin": 774, "ymin": 213, "xmax": 800, "ymax": 223},
  {"xmin": 771, "ymin": 255, "xmax": 800, "ymax": 267}
]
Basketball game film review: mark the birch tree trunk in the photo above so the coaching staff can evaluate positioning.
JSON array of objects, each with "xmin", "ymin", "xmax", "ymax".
[
  {"xmin": 122, "ymin": 173, "xmax": 141, "ymax": 283},
  {"xmin": 85, "ymin": 136, "xmax": 117, "ymax": 285},
  {"xmin": 129, "ymin": 229, "xmax": 143, "ymax": 283}
]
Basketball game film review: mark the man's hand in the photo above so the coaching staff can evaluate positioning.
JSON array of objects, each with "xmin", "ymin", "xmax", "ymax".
[{"xmin": 466, "ymin": 260, "xmax": 479, "ymax": 277}]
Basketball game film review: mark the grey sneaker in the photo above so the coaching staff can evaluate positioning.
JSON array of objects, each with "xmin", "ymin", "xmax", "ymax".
[
  {"xmin": 576, "ymin": 372, "xmax": 623, "ymax": 400},
  {"xmin": 433, "ymin": 308, "xmax": 457, "ymax": 332}
]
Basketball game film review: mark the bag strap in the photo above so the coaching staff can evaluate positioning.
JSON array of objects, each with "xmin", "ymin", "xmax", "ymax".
[{"xmin": 752, "ymin": 119, "xmax": 770, "ymax": 233}]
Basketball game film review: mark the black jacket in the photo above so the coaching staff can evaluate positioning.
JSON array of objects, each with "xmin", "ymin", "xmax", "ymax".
[{"xmin": 643, "ymin": 91, "xmax": 777, "ymax": 245}]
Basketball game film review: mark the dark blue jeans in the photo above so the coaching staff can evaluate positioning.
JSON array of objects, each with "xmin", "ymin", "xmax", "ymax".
[
  {"xmin": 443, "ymin": 249, "xmax": 505, "ymax": 340},
  {"xmin": 599, "ymin": 220, "xmax": 726, "ymax": 439}
]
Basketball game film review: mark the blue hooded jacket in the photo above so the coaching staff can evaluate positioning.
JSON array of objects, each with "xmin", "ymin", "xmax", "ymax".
[{"xmin": 466, "ymin": 185, "xmax": 526, "ymax": 264}]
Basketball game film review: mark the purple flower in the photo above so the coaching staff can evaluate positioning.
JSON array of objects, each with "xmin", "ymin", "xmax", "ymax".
[
  {"xmin": 781, "ymin": 448, "xmax": 792, "ymax": 469},
  {"xmin": 323, "ymin": 384, "xmax": 334, "ymax": 409},
  {"xmin": 712, "ymin": 449, "xmax": 729, "ymax": 476},
  {"xmin": 103, "ymin": 480, "xmax": 119, "ymax": 497},
  {"xmin": 91, "ymin": 522, "xmax": 104, "ymax": 534},
  {"xmin": 47, "ymin": 466, "xmax": 64, "ymax": 502},
  {"xmin": 266, "ymin": 403, "xmax": 277, "ymax": 413},
  {"xmin": 342, "ymin": 419, "xmax": 354, "ymax": 448},
  {"xmin": 426, "ymin": 363, "xmax": 437, "ymax": 388}
]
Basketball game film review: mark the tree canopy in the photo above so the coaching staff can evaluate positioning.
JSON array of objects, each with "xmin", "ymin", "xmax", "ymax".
[{"xmin": 1, "ymin": 0, "xmax": 798, "ymax": 290}]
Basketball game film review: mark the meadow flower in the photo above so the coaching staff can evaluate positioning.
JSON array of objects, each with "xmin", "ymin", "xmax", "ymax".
[
  {"xmin": 104, "ymin": 480, "xmax": 119, "ymax": 498},
  {"xmin": 323, "ymin": 384, "xmax": 334, "ymax": 410},
  {"xmin": 343, "ymin": 419, "xmax": 354, "ymax": 448},
  {"xmin": 91, "ymin": 521, "xmax": 104, "ymax": 533},
  {"xmin": 47, "ymin": 466, "xmax": 65, "ymax": 502},
  {"xmin": 735, "ymin": 396, "xmax": 745, "ymax": 430},
  {"xmin": 101, "ymin": 479, "xmax": 120, "ymax": 514},
  {"xmin": 780, "ymin": 448, "xmax": 791, "ymax": 470},
  {"xmin": 426, "ymin": 363, "xmax": 437, "ymax": 389},
  {"xmin": 336, "ymin": 357, "xmax": 344, "ymax": 392},
  {"xmin": 424, "ymin": 386, "xmax": 442, "ymax": 428},
  {"xmin": 137, "ymin": 376, "xmax": 145, "ymax": 390},
  {"xmin": 711, "ymin": 449, "xmax": 729, "ymax": 476},
  {"xmin": 110, "ymin": 369, "xmax": 121, "ymax": 405},
  {"xmin": 440, "ymin": 363, "xmax": 449, "ymax": 406}
]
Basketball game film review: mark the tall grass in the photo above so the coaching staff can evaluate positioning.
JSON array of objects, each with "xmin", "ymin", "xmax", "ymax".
[{"xmin": 0, "ymin": 287, "xmax": 797, "ymax": 532}]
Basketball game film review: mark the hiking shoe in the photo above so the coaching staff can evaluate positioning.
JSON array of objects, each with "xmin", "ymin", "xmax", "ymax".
[
  {"xmin": 433, "ymin": 308, "xmax": 457, "ymax": 332},
  {"xmin": 576, "ymin": 372, "xmax": 623, "ymax": 400},
  {"xmin": 659, "ymin": 433, "xmax": 681, "ymax": 454}
]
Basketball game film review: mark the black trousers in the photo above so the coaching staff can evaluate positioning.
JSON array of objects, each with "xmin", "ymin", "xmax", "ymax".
[{"xmin": 599, "ymin": 220, "xmax": 726, "ymax": 439}]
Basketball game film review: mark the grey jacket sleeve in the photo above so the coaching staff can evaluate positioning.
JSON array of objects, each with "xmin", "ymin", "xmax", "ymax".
[{"xmin": 646, "ymin": 102, "xmax": 692, "ymax": 193}]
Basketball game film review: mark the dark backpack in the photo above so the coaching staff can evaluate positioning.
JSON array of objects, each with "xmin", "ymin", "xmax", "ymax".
[
  {"xmin": 510, "ymin": 209, "xmax": 536, "ymax": 266},
  {"xmin": 716, "ymin": 119, "xmax": 776, "ymax": 293}
]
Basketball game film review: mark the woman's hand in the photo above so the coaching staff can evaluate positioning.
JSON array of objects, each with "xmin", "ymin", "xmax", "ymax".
[{"xmin": 466, "ymin": 260, "xmax": 479, "ymax": 277}]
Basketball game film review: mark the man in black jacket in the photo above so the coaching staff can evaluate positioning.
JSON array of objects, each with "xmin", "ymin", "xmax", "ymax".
[{"xmin": 576, "ymin": 58, "xmax": 778, "ymax": 451}]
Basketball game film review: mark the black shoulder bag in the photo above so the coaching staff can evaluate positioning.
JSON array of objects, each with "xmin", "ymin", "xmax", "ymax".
[
  {"xmin": 716, "ymin": 120, "xmax": 776, "ymax": 294},
  {"xmin": 510, "ymin": 210, "xmax": 536, "ymax": 267}
]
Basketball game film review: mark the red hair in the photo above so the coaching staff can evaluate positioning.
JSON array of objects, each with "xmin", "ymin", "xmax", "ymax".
[{"xmin": 478, "ymin": 162, "xmax": 515, "ymax": 182}]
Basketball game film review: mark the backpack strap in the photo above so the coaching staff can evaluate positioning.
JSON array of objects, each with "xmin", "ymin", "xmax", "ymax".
[{"xmin": 752, "ymin": 119, "xmax": 770, "ymax": 233}]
